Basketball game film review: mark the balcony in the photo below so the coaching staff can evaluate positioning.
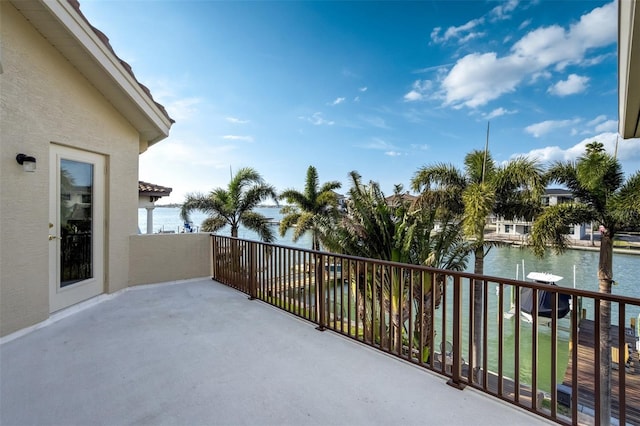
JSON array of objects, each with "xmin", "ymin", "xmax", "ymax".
[{"xmin": 2, "ymin": 234, "xmax": 638, "ymax": 425}]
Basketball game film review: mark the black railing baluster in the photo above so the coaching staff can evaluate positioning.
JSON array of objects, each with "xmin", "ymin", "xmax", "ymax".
[
  {"xmin": 448, "ymin": 275, "xmax": 465, "ymax": 389},
  {"xmin": 316, "ymin": 253, "xmax": 326, "ymax": 331}
]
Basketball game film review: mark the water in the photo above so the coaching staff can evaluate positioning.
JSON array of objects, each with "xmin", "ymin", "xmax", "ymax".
[{"xmin": 140, "ymin": 206, "xmax": 312, "ymax": 247}]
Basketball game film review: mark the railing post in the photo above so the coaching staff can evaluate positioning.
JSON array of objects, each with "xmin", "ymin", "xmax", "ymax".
[
  {"xmin": 248, "ymin": 242, "xmax": 257, "ymax": 300},
  {"xmin": 211, "ymin": 235, "xmax": 217, "ymax": 281},
  {"xmin": 447, "ymin": 275, "xmax": 466, "ymax": 390},
  {"xmin": 316, "ymin": 253, "xmax": 326, "ymax": 331}
]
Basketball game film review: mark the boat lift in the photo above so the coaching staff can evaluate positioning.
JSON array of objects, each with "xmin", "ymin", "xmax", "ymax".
[{"xmin": 502, "ymin": 262, "xmax": 573, "ymax": 324}]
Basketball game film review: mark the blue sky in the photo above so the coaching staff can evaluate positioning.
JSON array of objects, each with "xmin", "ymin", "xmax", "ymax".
[{"xmin": 80, "ymin": 0, "xmax": 639, "ymax": 204}]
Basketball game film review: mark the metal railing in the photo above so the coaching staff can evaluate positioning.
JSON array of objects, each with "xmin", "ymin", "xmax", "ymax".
[{"xmin": 211, "ymin": 234, "xmax": 640, "ymax": 425}]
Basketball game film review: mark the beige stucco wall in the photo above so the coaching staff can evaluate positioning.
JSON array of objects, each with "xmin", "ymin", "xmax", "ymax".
[
  {"xmin": 129, "ymin": 234, "xmax": 212, "ymax": 286},
  {"xmin": 0, "ymin": 3, "xmax": 140, "ymax": 336}
]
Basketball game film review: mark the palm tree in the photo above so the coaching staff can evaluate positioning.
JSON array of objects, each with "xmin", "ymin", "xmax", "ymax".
[
  {"xmin": 278, "ymin": 166, "xmax": 342, "ymax": 250},
  {"xmin": 529, "ymin": 142, "xmax": 640, "ymax": 425},
  {"xmin": 323, "ymin": 171, "xmax": 471, "ymax": 359},
  {"xmin": 412, "ymin": 150, "xmax": 545, "ymax": 379},
  {"xmin": 180, "ymin": 167, "xmax": 278, "ymax": 242}
]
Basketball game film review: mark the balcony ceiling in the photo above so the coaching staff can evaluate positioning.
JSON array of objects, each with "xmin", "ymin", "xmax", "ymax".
[{"xmin": 619, "ymin": 0, "xmax": 640, "ymax": 139}]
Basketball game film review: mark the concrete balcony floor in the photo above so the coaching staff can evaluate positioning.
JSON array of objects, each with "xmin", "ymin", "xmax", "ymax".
[{"xmin": 1, "ymin": 279, "xmax": 552, "ymax": 425}]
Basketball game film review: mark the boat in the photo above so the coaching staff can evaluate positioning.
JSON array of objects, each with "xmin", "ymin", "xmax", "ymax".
[{"xmin": 520, "ymin": 272, "xmax": 571, "ymax": 323}]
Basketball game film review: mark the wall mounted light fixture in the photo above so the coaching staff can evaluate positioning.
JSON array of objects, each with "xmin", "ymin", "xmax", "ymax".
[{"xmin": 16, "ymin": 154, "xmax": 37, "ymax": 172}]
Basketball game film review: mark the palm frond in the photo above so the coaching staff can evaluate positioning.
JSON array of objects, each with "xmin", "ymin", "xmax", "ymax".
[
  {"xmin": 240, "ymin": 211, "xmax": 275, "ymax": 243},
  {"xmin": 530, "ymin": 203, "xmax": 595, "ymax": 257},
  {"xmin": 279, "ymin": 189, "xmax": 312, "ymax": 211},
  {"xmin": 609, "ymin": 171, "xmax": 640, "ymax": 230},
  {"xmin": 411, "ymin": 163, "xmax": 467, "ymax": 192},
  {"xmin": 200, "ymin": 216, "xmax": 228, "ymax": 233},
  {"xmin": 464, "ymin": 149, "xmax": 495, "ymax": 184},
  {"xmin": 181, "ymin": 192, "xmax": 221, "ymax": 222},
  {"xmin": 462, "ymin": 182, "xmax": 494, "ymax": 238},
  {"xmin": 494, "ymin": 156, "xmax": 545, "ymax": 220},
  {"xmin": 278, "ymin": 212, "xmax": 301, "ymax": 237}
]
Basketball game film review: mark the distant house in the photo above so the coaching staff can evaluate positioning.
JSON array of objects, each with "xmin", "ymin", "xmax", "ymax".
[
  {"xmin": 0, "ymin": 0, "xmax": 173, "ymax": 336},
  {"xmin": 384, "ymin": 192, "xmax": 418, "ymax": 206},
  {"xmin": 330, "ymin": 190, "xmax": 347, "ymax": 210},
  {"xmin": 139, "ymin": 181, "xmax": 173, "ymax": 234},
  {"xmin": 494, "ymin": 189, "xmax": 587, "ymax": 241}
]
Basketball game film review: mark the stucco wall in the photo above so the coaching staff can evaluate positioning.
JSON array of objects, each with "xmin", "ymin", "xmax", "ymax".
[
  {"xmin": 129, "ymin": 234, "xmax": 212, "ymax": 286},
  {"xmin": 0, "ymin": 3, "xmax": 140, "ymax": 336}
]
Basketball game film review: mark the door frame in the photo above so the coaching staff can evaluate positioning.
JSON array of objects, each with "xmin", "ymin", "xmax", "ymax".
[{"xmin": 49, "ymin": 144, "xmax": 105, "ymax": 313}]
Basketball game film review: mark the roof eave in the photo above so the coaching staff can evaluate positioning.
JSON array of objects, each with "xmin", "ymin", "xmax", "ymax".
[
  {"xmin": 619, "ymin": 0, "xmax": 640, "ymax": 139},
  {"xmin": 12, "ymin": 0, "xmax": 173, "ymax": 147}
]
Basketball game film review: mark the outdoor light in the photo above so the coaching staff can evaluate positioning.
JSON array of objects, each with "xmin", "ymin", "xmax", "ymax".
[{"xmin": 16, "ymin": 154, "xmax": 36, "ymax": 172}]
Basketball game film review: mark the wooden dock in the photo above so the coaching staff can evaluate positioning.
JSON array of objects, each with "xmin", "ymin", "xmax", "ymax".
[{"xmin": 562, "ymin": 319, "xmax": 640, "ymax": 424}]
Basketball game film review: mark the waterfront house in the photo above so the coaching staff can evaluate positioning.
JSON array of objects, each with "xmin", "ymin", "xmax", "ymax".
[
  {"xmin": 0, "ymin": 0, "xmax": 175, "ymax": 335},
  {"xmin": 494, "ymin": 188, "xmax": 587, "ymax": 242}
]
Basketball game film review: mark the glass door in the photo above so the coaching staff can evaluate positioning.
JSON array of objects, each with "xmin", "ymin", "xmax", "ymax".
[{"xmin": 49, "ymin": 145, "xmax": 104, "ymax": 312}]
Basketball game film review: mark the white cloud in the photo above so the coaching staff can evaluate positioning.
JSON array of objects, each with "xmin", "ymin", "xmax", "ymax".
[
  {"xmin": 587, "ymin": 115, "xmax": 607, "ymax": 126},
  {"xmin": 490, "ymin": 0, "xmax": 519, "ymax": 21},
  {"xmin": 360, "ymin": 115, "xmax": 390, "ymax": 129},
  {"xmin": 404, "ymin": 91, "xmax": 422, "ymax": 102},
  {"xmin": 525, "ymin": 118, "xmax": 580, "ymax": 137},
  {"xmin": 594, "ymin": 120, "xmax": 618, "ymax": 133},
  {"xmin": 484, "ymin": 107, "xmax": 518, "ymax": 120},
  {"xmin": 385, "ymin": 151, "xmax": 403, "ymax": 157},
  {"xmin": 164, "ymin": 97, "xmax": 201, "ymax": 121},
  {"xmin": 410, "ymin": 144, "xmax": 430, "ymax": 151},
  {"xmin": 442, "ymin": 52, "xmax": 528, "ymax": 108},
  {"xmin": 577, "ymin": 115, "xmax": 617, "ymax": 134},
  {"xmin": 431, "ymin": 0, "xmax": 518, "ymax": 45},
  {"xmin": 512, "ymin": 133, "xmax": 640, "ymax": 172},
  {"xmin": 222, "ymin": 135, "xmax": 254, "ymax": 142},
  {"xmin": 579, "ymin": 53, "xmax": 612, "ymax": 67},
  {"xmin": 518, "ymin": 19, "xmax": 531, "ymax": 31},
  {"xmin": 431, "ymin": 17, "xmax": 485, "ymax": 44},
  {"xmin": 331, "ymin": 97, "xmax": 346, "ymax": 105},
  {"xmin": 299, "ymin": 112, "xmax": 335, "ymax": 126},
  {"xmin": 459, "ymin": 31, "xmax": 485, "ymax": 43},
  {"xmin": 225, "ymin": 116, "xmax": 249, "ymax": 124},
  {"xmin": 530, "ymin": 70, "xmax": 552, "ymax": 84},
  {"xmin": 404, "ymin": 80, "xmax": 433, "ymax": 102},
  {"xmin": 359, "ymin": 87, "xmax": 368, "ymax": 92},
  {"xmin": 548, "ymin": 74, "xmax": 589, "ymax": 96},
  {"xmin": 362, "ymin": 137, "xmax": 397, "ymax": 151},
  {"xmin": 437, "ymin": 1, "xmax": 616, "ymax": 108}
]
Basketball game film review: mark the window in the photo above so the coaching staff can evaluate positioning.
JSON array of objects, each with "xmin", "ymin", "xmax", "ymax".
[{"xmin": 505, "ymin": 225, "xmax": 511, "ymax": 233}]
